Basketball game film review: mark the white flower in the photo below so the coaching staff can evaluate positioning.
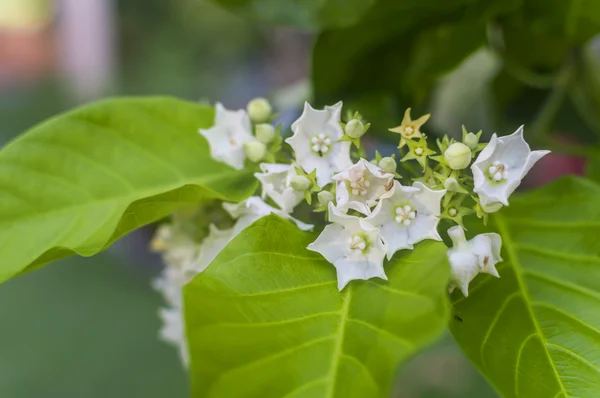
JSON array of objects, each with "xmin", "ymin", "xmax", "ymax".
[
  {"xmin": 333, "ymin": 158, "xmax": 394, "ymax": 215},
  {"xmin": 223, "ymin": 196, "xmax": 313, "ymax": 235},
  {"xmin": 472, "ymin": 126, "xmax": 550, "ymax": 211},
  {"xmin": 446, "ymin": 226, "xmax": 502, "ymax": 296},
  {"xmin": 286, "ymin": 102, "xmax": 352, "ymax": 187},
  {"xmin": 199, "ymin": 103, "xmax": 254, "ymax": 170},
  {"xmin": 254, "ymin": 163, "xmax": 304, "ymax": 213},
  {"xmin": 185, "ymin": 224, "xmax": 233, "ymax": 275},
  {"xmin": 366, "ymin": 180, "xmax": 445, "ymax": 259},
  {"xmin": 157, "ymin": 307, "xmax": 189, "ymax": 366},
  {"xmin": 150, "ymin": 224, "xmax": 199, "ymax": 272},
  {"xmin": 307, "ymin": 203, "xmax": 387, "ymax": 290}
]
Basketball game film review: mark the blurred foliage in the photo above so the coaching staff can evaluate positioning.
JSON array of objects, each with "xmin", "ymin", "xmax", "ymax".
[
  {"xmin": 209, "ymin": 0, "xmax": 373, "ymax": 30},
  {"xmin": 0, "ymin": 253, "xmax": 187, "ymax": 398},
  {"xmin": 117, "ymin": 0, "xmax": 264, "ymax": 98}
]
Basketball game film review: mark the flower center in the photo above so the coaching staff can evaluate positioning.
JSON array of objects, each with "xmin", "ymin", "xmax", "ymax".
[
  {"xmin": 414, "ymin": 147, "xmax": 424, "ymax": 156},
  {"xmin": 394, "ymin": 204, "xmax": 416, "ymax": 226},
  {"xmin": 310, "ymin": 133, "xmax": 332, "ymax": 156},
  {"xmin": 404, "ymin": 126, "xmax": 414, "ymax": 137},
  {"xmin": 348, "ymin": 174, "xmax": 370, "ymax": 196},
  {"xmin": 448, "ymin": 207, "xmax": 458, "ymax": 217},
  {"xmin": 348, "ymin": 234, "xmax": 368, "ymax": 255},
  {"xmin": 229, "ymin": 138, "xmax": 238, "ymax": 146},
  {"xmin": 487, "ymin": 161, "xmax": 509, "ymax": 182}
]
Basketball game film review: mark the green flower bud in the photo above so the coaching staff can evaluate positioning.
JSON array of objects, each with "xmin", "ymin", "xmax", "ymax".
[
  {"xmin": 290, "ymin": 175, "xmax": 311, "ymax": 191},
  {"xmin": 255, "ymin": 123, "xmax": 276, "ymax": 144},
  {"xmin": 444, "ymin": 142, "xmax": 472, "ymax": 170},
  {"xmin": 243, "ymin": 140, "xmax": 267, "ymax": 163},
  {"xmin": 247, "ymin": 98, "xmax": 272, "ymax": 124},
  {"xmin": 317, "ymin": 190, "xmax": 334, "ymax": 206},
  {"xmin": 378, "ymin": 157, "xmax": 397, "ymax": 173},
  {"xmin": 463, "ymin": 132, "xmax": 479, "ymax": 150},
  {"xmin": 345, "ymin": 119, "xmax": 365, "ymax": 138},
  {"xmin": 443, "ymin": 177, "xmax": 459, "ymax": 191}
]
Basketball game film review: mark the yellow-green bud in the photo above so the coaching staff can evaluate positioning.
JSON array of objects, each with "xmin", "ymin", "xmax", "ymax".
[
  {"xmin": 345, "ymin": 119, "xmax": 365, "ymax": 138},
  {"xmin": 290, "ymin": 175, "xmax": 311, "ymax": 191},
  {"xmin": 443, "ymin": 177, "xmax": 459, "ymax": 191},
  {"xmin": 378, "ymin": 157, "xmax": 397, "ymax": 173},
  {"xmin": 463, "ymin": 132, "xmax": 479, "ymax": 150},
  {"xmin": 243, "ymin": 140, "xmax": 267, "ymax": 163},
  {"xmin": 317, "ymin": 190, "xmax": 334, "ymax": 206},
  {"xmin": 255, "ymin": 123, "xmax": 276, "ymax": 144},
  {"xmin": 444, "ymin": 142, "xmax": 472, "ymax": 170},
  {"xmin": 247, "ymin": 98, "xmax": 272, "ymax": 124}
]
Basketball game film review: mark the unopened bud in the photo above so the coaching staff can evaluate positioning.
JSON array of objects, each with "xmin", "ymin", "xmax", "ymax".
[
  {"xmin": 378, "ymin": 157, "xmax": 397, "ymax": 173},
  {"xmin": 255, "ymin": 123, "xmax": 276, "ymax": 144},
  {"xmin": 463, "ymin": 132, "xmax": 479, "ymax": 150},
  {"xmin": 247, "ymin": 98, "xmax": 272, "ymax": 124},
  {"xmin": 444, "ymin": 142, "xmax": 472, "ymax": 170},
  {"xmin": 317, "ymin": 191, "xmax": 334, "ymax": 206},
  {"xmin": 443, "ymin": 177, "xmax": 459, "ymax": 191},
  {"xmin": 243, "ymin": 140, "xmax": 267, "ymax": 163},
  {"xmin": 290, "ymin": 175, "xmax": 311, "ymax": 191},
  {"xmin": 345, "ymin": 119, "xmax": 365, "ymax": 138},
  {"xmin": 481, "ymin": 201, "xmax": 503, "ymax": 213}
]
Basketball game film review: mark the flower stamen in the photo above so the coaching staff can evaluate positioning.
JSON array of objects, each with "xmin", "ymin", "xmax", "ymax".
[{"xmin": 310, "ymin": 133, "xmax": 332, "ymax": 156}]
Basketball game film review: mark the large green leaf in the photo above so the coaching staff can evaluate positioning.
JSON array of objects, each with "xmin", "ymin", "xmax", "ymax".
[
  {"xmin": 184, "ymin": 215, "xmax": 450, "ymax": 397},
  {"xmin": 0, "ymin": 97, "xmax": 256, "ymax": 283},
  {"xmin": 450, "ymin": 177, "xmax": 600, "ymax": 397},
  {"xmin": 209, "ymin": 0, "xmax": 374, "ymax": 30}
]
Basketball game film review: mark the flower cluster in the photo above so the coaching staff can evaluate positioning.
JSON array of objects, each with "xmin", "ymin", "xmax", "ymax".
[{"xmin": 152, "ymin": 98, "xmax": 550, "ymax": 356}]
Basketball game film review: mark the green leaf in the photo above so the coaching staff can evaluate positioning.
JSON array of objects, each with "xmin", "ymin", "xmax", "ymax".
[
  {"xmin": 450, "ymin": 177, "xmax": 600, "ymax": 397},
  {"xmin": 209, "ymin": 0, "xmax": 374, "ymax": 30},
  {"xmin": 0, "ymin": 97, "xmax": 256, "ymax": 283},
  {"xmin": 184, "ymin": 215, "xmax": 450, "ymax": 397}
]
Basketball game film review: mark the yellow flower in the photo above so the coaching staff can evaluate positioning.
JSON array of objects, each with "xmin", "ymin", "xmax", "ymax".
[{"xmin": 389, "ymin": 108, "xmax": 431, "ymax": 147}]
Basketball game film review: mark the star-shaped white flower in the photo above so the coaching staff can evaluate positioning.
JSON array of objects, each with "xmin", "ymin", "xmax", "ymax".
[
  {"xmin": 286, "ymin": 102, "xmax": 352, "ymax": 187},
  {"xmin": 307, "ymin": 203, "xmax": 388, "ymax": 290},
  {"xmin": 199, "ymin": 102, "xmax": 254, "ymax": 170},
  {"xmin": 472, "ymin": 126, "xmax": 550, "ymax": 211},
  {"xmin": 333, "ymin": 158, "xmax": 394, "ymax": 215},
  {"xmin": 446, "ymin": 226, "xmax": 502, "ymax": 296},
  {"xmin": 224, "ymin": 196, "xmax": 313, "ymax": 235},
  {"xmin": 254, "ymin": 163, "xmax": 304, "ymax": 213},
  {"xmin": 366, "ymin": 180, "xmax": 445, "ymax": 259}
]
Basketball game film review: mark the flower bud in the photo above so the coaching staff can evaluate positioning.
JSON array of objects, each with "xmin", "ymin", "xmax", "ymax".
[
  {"xmin": 243, "ymin": 140, "xmax": 267, "ymax": 163},
  {"xmin": 255, "ymin": 123, "xmax": 276, "ymax": 144},
  {"xmin": 463, "ymin": 132, "xmax": 479, "ymax": 150},
  {"xmin": 444, "ymin": 142, "xmax": 472, "ymax": 170},
  {"xmin": 317, "ymin": 190, "xmax": 334, "ymax": 206},
  {"xmin": 481, "ymin": 201, "xmax": 503, "ymax": 213},
  {"xmin": 290, "ymin": 175, "xmax": 311, "ymax": 192},
  {"xmin": 345, "ymin": 119, "xmax": 365, "ymax": 138},
  {"xmin": 443, "ymin": 177, "xmax": 459, "ymax": 191},
  {"xmin": 247, "ymin": 98, "xmax": 272, "ymax": 124},
  {"xmin": 447, "ymin": 225, "xmax": 468, "ymax": 248},
  {"xmin": 378, "ymin": 157, "xmax": 397, "ymax": 173}
]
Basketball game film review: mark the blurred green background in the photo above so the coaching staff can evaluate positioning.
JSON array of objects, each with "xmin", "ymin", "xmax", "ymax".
[{"xmin": 3, "ymin": 0, "xmax": 599, "ymax": 396}]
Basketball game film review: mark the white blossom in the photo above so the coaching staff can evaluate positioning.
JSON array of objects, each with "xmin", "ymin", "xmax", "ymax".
[
  {"xmin": 185, "ymin": 224, "xmax": 233, "ymax": 275},
  {"xmin": 223, "ymin": 196, "xmax": 313, "ymax": 235},
  {"xmin": 254, "ymin": 163, "xmax": 304, "ymax": 213},
  {"xmin": 366, "ymin": 180, "xmax": 445, "ymax": 259},
  {"xmin": 199, "ymin": 103, "xmax": 254, "ymax": 170},
  {"xmin": 446, "ymin": 226, "xmax": 502, "ymax": 296},
  {"xmin": 157, "ymin": 307, "xmax": 189, "ymax": 366},
  {"xmin": 472, "ymin": 126, "xmax": 550, "ymax": 211},
  {"xmin": 286, "ymin": 102, "xmax": 352, "ymax": 187},
  {"xmin": 307, "ymin": 203, "xmax": 387, "ymax": 290},
  {"xmin": 333, "ymin": 158, "xmax": 394, "ymax": 215}
]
